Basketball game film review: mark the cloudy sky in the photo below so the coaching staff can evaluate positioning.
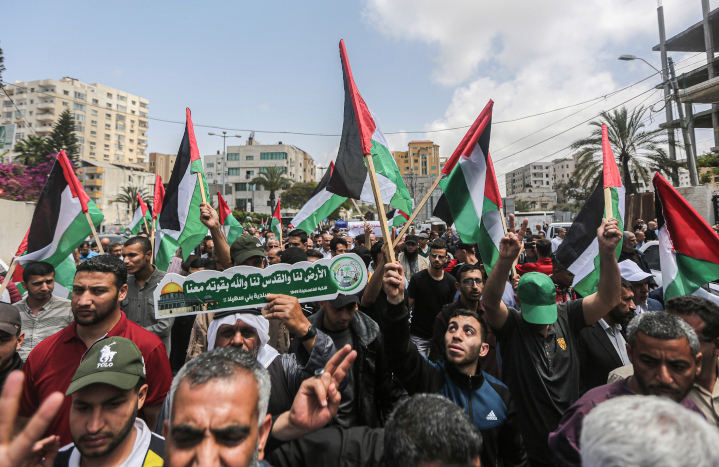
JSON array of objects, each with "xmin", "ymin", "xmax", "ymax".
[{"xmin": 2, "ymin": 0, "xmax": 708, "ymax": 195}]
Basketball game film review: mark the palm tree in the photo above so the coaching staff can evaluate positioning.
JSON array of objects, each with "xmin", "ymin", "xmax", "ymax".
[
  {"xmin": 13, "ymin": 135, "xmax": 51, "ymax": 167},
  {"xmin": 112, "ymin": 185, "xmax": 150, "ymax": 213},
  {"xmin": 572, "ymin": 106, "xmax": 681, "ymax": 194},
  {"xmin": 249, "ymin": 166, "xmax": 293, "ymax": 209}
]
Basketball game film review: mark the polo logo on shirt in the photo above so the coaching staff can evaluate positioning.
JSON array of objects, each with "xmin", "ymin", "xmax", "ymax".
[
  {"xmin": 557, "ymin": 337, "xmax": 567, "ymax": 350},
  {"xmin": 486, "ymin": 410, "xmax": 498, "ymax": 421},
  {"xmin": 98, "ymin": 342, "xmax": 117, "ymax": 368}
]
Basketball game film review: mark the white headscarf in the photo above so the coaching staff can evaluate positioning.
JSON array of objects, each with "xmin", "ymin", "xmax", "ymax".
[{"xmin": 207, "ymin": 312, "xmax": 280, "ymax": 368}]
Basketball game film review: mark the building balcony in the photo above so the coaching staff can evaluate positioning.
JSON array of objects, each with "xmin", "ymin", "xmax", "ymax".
[
  {"xmin": 88, "ymin": 190, "xmax": 102, "ymax": 198},
  {"xmin": 138, "ymin": 133, "xmax": 147, "ymax": 140},
  {"xmin": 36, "ymin": 100, "xmax": 55, "ymax": 110},
  {"xmin": 138, "ymin": 113, "xmax": 148, "ymax": 121},
  {"xmin": 36, "ymin": 112, "xmax": 55, "ymax": 122},
  {"xmin": 83, "ymin": 179, "xmax": 102, "ymax": 186},
  {"xmin": 35, "ymin": 125, "xmax": 53, "ymax": 135}
]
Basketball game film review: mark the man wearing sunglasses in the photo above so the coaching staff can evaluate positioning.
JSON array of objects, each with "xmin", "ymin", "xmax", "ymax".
[{"xmin": 407, "ymin": 240, "xmax": 457, "ymax": 357}]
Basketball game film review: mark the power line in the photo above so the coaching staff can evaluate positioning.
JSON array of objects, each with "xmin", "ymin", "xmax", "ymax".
[{"xmin": 1, "ymin": 87, "xmax": 36, "ymax": 135}]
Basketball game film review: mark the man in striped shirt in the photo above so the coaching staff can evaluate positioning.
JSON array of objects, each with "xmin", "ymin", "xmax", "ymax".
[{"xmin": 13, "ymin": 261, "xmax": 73, "ymax": 360}]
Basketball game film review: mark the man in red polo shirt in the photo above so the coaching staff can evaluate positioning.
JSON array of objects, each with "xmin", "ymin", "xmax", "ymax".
[
  {"xmin": 18, "ymin": 255, "xmax": 172, "ymax": 446},
  {"xmin": 516, "ymin": 238, "xmax": 553, "ymax": 276}
]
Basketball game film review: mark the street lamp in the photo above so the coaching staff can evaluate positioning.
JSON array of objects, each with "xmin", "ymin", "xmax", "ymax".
[
  {"xmin": 618, "ymin": 54, "xmax": 662, "ymax": 74},
  {"xmin": 208, "ymin": 131, "xmax": 242, "ymax": 199}
]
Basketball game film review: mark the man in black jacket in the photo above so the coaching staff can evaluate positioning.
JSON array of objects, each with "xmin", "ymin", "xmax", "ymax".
[
  {"xmin": 301, "ymin": 293, "xmax": 405, "ymax": 428},
  {"xmin": 381, "ymin": 262, "xmax": 527, "ymax": 467},
  {"xmin": 577, "ymin": 279, "xmax": 636, "ymax": 394}
]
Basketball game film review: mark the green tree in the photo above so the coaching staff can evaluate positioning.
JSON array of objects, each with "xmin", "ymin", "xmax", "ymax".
[
  {"xmin": 697, "ymin": 152, "xmax": 719, "ymax": 184},
  {"xmin": 281, "ymin": 182, "xmax": 318, "ymax": 209},
  {"xmin": 0, "ymin": 43, "xmax": 5, "ymax": 84},
  {"xmin": 13, "ymin": 135, "xmax": 51, "ymax": 167},
  {"xmin": 47, "ymin": 109, "xmax": 79, "ymax": 162},
  {"xmin": 555, "ymin": 178, "xmax": 593, "ymax": 211},
  {"xmin": 112, "ymin": 185, "xmax": 150, "ymax": 213},
  {"xmin": 249, "ymin": 166, "xmax": 293, "ymax": 208},
  {"xmin": 514, "ymin": 199, "xmax": 532, "ymax": 212},
  {"xmin": 572, "ymin": 106, "xmax": 680, "ymax": 194}
]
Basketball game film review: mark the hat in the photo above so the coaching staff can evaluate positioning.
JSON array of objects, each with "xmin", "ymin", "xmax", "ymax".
[
  {"xmin": 0, "ymin": 303, "xmax": 21, "ymax": 335},
  {"xmin": 405, "ymin": 234, "xmax": 419, "ymax": 245},
  {"xmin": 230, "ymin": 236, "xmax": 266, "ymax": 266},
  {"xmin": 329, "ymin": 294, "xmax": 360, "ymax": 309},
  {"xmin": 66, "ymin": 337, "xmax": 146, "ymax": 396},
  {"xmin": 517, "ymin": 273, "xmax": 558, "ymax": 325},
  {"xmin": 619, "ymin": 260, "xmax": 654, "ymax": 282},
  {"xmin": 417, "ymin": 233, "xmax": 429, "ymax": 239}
]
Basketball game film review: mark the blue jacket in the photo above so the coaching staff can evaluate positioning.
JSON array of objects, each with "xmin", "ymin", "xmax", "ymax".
[{"xmin": 382, "ymin": 301, "xmax": 527, "ymax": 467}]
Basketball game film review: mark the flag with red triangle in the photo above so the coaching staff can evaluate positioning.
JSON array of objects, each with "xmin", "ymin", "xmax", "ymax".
[
  {"xmin": 217, "ymin": 191, "xmax": 243, "ymax": 245},
  {"xmin": 271, "ymin": 199, "xmax": 282, "ymax": 239}
]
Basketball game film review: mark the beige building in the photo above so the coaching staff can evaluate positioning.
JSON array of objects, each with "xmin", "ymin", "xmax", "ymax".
[
  {"xmin": 2, "ymin": 77, "xmax": 149, "ymax": 164},
  {"xmin": 144, "ymin": 152, "xmax": 177, "ymax": 182},
  {"xmin": 393, "ymin": 140, "xmax": 441, "ymax": 177},
  {"xmin": 203, "ymin": 140, "xmax": 316, "ymax": 213},
  {"xmin": 505, "ymin": 162, "xmax": 552, "ymax": 196},
  {"xmin": 550, "ymin": 156, "xmax": 577, "ymax": 189},
  {"xmin": 510, "ymin": 191, "xmax": 557, "ymax": 212}
]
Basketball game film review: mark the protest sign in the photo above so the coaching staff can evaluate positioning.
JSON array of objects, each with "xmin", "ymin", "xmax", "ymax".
[
  {"xmin": 154, "ymin": 253, "xmax": 367, "ymax": 319},
  {"xmin": 347, "ymin": 221, "xmax": 383, "ymax": 238}
]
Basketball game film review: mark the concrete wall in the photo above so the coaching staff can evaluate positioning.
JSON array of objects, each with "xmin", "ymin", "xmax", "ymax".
[
  {"xmin": 0, "ymin": 199, "xmax": 36, "ymax": 263},
  {"xmin": 676, "ymin": 185, "xmax": 717, "ymax": 226}
]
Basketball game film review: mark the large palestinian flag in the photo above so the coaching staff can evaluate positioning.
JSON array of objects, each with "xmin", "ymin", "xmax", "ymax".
[
  {"xmin": 128, "ymin": 195, "xmax": 151, "ymax": 235},
  {"xmin": 654, "ymin": 173, "xmax": 719, "ymax": 300},
  {"xmin": 555, "ymin": 124, "xmax": 624, "ymax": 297},
  {"xmin": 154, "ymin": 109, "xmax": 209, "ymax": 270},
  {"xmin": 291, "ymin": 162, "xmax": 347, "ymax": 235},
  {"xmin": 326, "ymin": 40, "xmax": 413, "ymax": 216},
  {"xmin": 13, "ymin": 151, "xmax": 103, "ymax": 296},
  {"xmin": 218, "ymin": 191, "xmax": 243, "ymax": 245},
  {"xmin": 431, "ymin": 100, "xmax": 504, "ymax": 275}
]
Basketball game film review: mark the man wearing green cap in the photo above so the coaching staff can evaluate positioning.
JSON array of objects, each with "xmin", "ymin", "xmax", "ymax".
[
  {"xmin": 482, "ymin": 215, "xmax": 622, "ymax": 467},
  {"xmin": 55, "ymin": 336, "xmax": 165, "ymax": 466}
]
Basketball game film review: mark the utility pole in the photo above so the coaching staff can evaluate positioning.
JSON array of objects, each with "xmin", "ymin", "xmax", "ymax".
[
  {"xmin": 668, "ymin": 57, "xmax": 700, "ymax": 185},
  {"xmin": 657, "ymin": 2, "xmax": 678, "ymax": 170},
  {"xmin": 208, "ymin": 131, "xmax": 242, "ymax": 203},
  {"xmin": 702, "ymin": 0, "xmax": 719, "ymax": 147}
]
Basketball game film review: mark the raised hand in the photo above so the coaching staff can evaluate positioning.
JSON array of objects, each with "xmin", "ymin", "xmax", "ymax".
[
  {"xmin": 382, "ymin": 262, "xmax": 405, "ymax": 305},
  {"xmin": 596, "ymin": 218, "xmax": 622, "ymax": 254},
  {"xmin": 199, "ymin": 202, "xmax": 220, "ymax": 230},
  {"xmin": 499, "ymin": 214, "xmax": 528, "ymax": 262},
  {"xmin": 0, "ymin": 372, "xmax": 64, "ymax": 467},
  {"xmin": 264, "ymin": 294, "xmax": 312, "ymax": 338}
]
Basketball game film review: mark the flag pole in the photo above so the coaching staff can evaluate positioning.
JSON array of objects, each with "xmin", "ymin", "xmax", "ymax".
[
  {"xmin": 350, "ymin": 198, "xmax": 370, "ymax": 237},
  {"xmin": 142, "ymin": 216, "xmax": 150, "ymax": 236},
  {"xmin": 604, "ymin": 188, "xmax": 613, "ymax": 220},
  {"xmin": 393, "ymin": 173, "xmax": 443, "ymax": 248},
  {"xmin": 0, "ymin": 261, "xmax": 17, "ymax": 299},
  {"xmin": 197, "ymin": 172, "xmax": 208, "ymax": 204},
  {"xmin": 85, "ymin": 212, "xmax": 105, "ymax": 255},
  {"xmin": 499, "ymin": 207, "xmax": 517, "ymax": 276},
  {"xmin": 150, "ymin": 218, "xmax": 156, "ymax": 265},
  {"xmin": 364, "ymin": 154, "xmax": 396, "ymax": 263}
]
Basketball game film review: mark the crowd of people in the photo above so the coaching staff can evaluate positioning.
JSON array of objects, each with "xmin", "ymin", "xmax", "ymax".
[{"xmin": 1, "ymin": 204, "xmax": 719, "ymax": 467}]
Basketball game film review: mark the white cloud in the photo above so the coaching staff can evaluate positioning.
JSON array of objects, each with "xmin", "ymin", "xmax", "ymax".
[{"xmin": 363, "ymin": 0, "xmax": 698, "ymax": 194}]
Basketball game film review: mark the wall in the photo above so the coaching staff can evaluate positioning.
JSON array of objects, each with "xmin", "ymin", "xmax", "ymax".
[{"xmin": 0, "ymin": 199, "xmax": 36, "ymax": 263}]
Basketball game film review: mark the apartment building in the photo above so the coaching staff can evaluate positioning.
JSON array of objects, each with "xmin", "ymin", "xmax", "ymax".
[
  {"xmin": 144, "ymin": 152, "xmax": 177, "ymax": 182},
  {"xmin": 203, "ymin": 140, "xmax": 316, "ymax": 213},
  {"xmin": 505, "ymin": 161, "xmax": 552, "ymax": 196},
  {"xmin": 2, "ymin": 77, "xmax": 149, "ymax": 164},
  {"xmin": 393, "ymin": 140, "xmax": 441, "ymax": 177},
  {"xmin": 550, "ymin": 156, "xmax": 577, "ymax": 188}
]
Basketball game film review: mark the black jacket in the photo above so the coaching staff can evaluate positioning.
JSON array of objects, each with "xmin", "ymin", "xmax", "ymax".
[
  {"xmin": 618, "ymin": 249, "xmax": 658, "ymax": 289},
  {"xmin": 383, "ymin": 301, "xmax": 527, "ymax": 467},
  {"xmin": 303, "ymin": 308, "xmax": 406, "ymax": 428},
  {"xmin": 268, "ymin": 426, "xmax": 384, "ymax": 467},
  {"xmin": 0, "ymin": 352, "xmax": 23, "ymax": 392},
  {"xmin": 577, "ymin": 322, "xmax": 626, "ymax": 395}
]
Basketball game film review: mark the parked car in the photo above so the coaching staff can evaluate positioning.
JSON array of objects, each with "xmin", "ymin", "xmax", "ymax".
[{"xmin": 548, "ymin": 222, "xmax": 572, "ymax": 239}]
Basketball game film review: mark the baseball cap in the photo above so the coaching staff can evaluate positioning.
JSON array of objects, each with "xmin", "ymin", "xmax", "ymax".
[
  {"xmin": 230, "ymin": 236, "xmax": 266, "ymax": 266},
  {"xmin": 0, "ymin": 303, "xmax": 21, "ymax": 335},
  {"xmin": 619, "ymin": 260, "xmax": 654, "ymax": 282},
  {"xmin": 405, "ymin": 234, "xmax": 419, "ymax": 244},
  {"xmin": 417, "ymin": 232, "xmax": 429, "ymax": 239},
  {"xmin": 517, "ymin": 273, "xmax": 558, "ymax": 325},
  {"xmin": 329, "ymin": 294, "xmax": 360, "ymax": 309},
  {"xmin": 66, "ymin": 337, "xmax": 146, "ymax": 396}
]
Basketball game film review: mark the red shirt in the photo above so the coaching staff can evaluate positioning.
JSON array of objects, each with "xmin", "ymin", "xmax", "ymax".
[
  {"xmin": 20, "ymin": 311, "xmax": 172, "ymax": 445},
  {"xmin": 515, "ymin": 258, "xmax": 553, "ymax": 276}
]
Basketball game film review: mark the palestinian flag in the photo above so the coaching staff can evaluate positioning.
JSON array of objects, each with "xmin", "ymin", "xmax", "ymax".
[
  {"xmin": 12, "ymin": 233, "xmax": 77, "ymax": 299},
  {"xmin": 291, "ymin": 162, "xmax": 347, "ymax": 235},
  {"xmin": 326, "ymin": 40, "xmax": 413, "ymax": 216},
  {"xmin": 654, "ymin": 173, "xmax": 719, "ymax": 300},
  {"xmin": 432, "ymin": 100, "xmax": 504, "ymax": 275},
  {"xmin": 13, "ymin": 151, "xmax": 103, "ymax": 296},
  {"xmin": 555, "ymin": 124, "xmax": 624, "ymax": 297},
  {"xmin": 218, "ymin": 191, "xmax": 243, "ymax": 245},
  {"xmin": 387, "ymin": 208, "xmax": 410, "ymax": 227},
  {"xmin": 128, "ymin": 195, "xmax": 151, "ymax": 235},
  {"xmin": 271, "ymin": 199, "xmax": 282, "ymax": 239},
  {"xmin": 154, "ymin": 109, "xmax": 209, "ymax": 270}
]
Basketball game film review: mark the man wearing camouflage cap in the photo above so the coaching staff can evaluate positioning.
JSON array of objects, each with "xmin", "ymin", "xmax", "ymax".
[{"xmin": 55, "ymin": 336, "xmax": 165, "ymax": 466}]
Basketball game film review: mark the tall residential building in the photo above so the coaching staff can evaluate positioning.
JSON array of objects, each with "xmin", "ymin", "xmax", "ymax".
[
  {"xmin": 505, "ymin": 161, "xmax": 552, "ymax": 196},
  {"xmin": 393, "ymin": 140, "xmax": 441, "ymax": 177},
  {"xmin": 2, "ymin": 77, "xmax": 149, "ymax": 164},
  {"xmin": 144, "ymin": 152, "xmax": 177, "ymax": 183},
  {"xmin": 203, "ymin": 140, "xmax": 316, "ymax": 213},
  {"xmin": 550, "ymin": 156, "xmax": 578, "ymax": 189}
]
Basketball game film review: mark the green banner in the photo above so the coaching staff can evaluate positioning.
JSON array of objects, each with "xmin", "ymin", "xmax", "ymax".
[{"xmin": 154, "ymin": 253, "xmax": 367, "ymax": 319}]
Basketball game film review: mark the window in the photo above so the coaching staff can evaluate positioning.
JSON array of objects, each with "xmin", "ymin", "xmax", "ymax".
[
  {"xmin": 107, "ymin": 93, "xmax": 113, "ymax": 98},
  {"xmin": 2, "ymin": 111, "xmax": 11, "ymax": 119},
  {"xmin": 63, "ymin": 90, "xmax": 69, "ymax": 95},
  {"xmin": 118, "ymin": 95, "xmax": 127, "ymax": 102},
  {"xmin": 117, "ymin": 115, "xmax": 126, "ymax": 122},
  {"xmin": 227, "ymin": 153, "xmax": 240, "ymax": 161},
  {"xmin": 106, "ymin": 113, "xmax": 112, "ymax": 119},
  {"xmin": 90, "ymin": 131, "xmax": 97, "ymax": 137},
  {"xmin": 89, "ymin": 152, "xmax": 96, "ymax": 157},
  {"xmin": 115, "ymin": 134, "xmax": 125, "ymax": 142},
  {"xmin": 77, "ymin": 137, "xmax": 84, "ymax": 144},
  {"xmin": 129, "ymin": 139, "xmax": 134, "ymax": 143},
  {"xmin": 91, "ymin": 110, "xmax": 98, "ymax": 116},
  {"xmin": 114, "ymin": 154, "xmax": 123, "ymax": 161},
  {"xmin": 431, "ymin": 166, "xmax": 437, "ymax": 171},
  {"xmin": 107, "ymin": 103, "xmax": 112, "ymax": 109},
  {"xmin": 91, "ymin": 120, "xmax": 97, "ymax": 126},
  {"xmin": 104, "ymin": 154, "xmax": 109, "ymax": 160},
  {"xmin": 105, "ymin": 123, "xmax": 111, "ymax": 129},
  {"xmin": 228, "ymin": 168, "xmax": 240, "ymax": 176},
  {"xmin": 75, "ymin": 125, "xmax": 84, "ymax": 132},
  {"xmin": 206, "ymin": 162, "xmax": 214, "ymax": 168},
  {"xmin": 63, "ymin": 101, "xmax": 69, "ymax": 107},
  {"xmin": 246, "ymin": 155, "xmax": 254, "ymax": 161},
  {"xmin": 236, "ymin": 199, "xmax": 248, "ymax": 210},
  {"xmin": 72, "ymin": 113, "xmax": 85, "ymax": 122},
  {"xmin": 245, "ymin": 170, "xmax": 254, "ymax": 179},
  {"xmin": 131, "ymin": 100, "xmax": 136, "ymax": 105},
  {"xmin": 92, "ymin": 99, "xmax": 99, "ymax": 104},
  {"xmin": 74, "ymin": 92, "xmax": 86, "ymax": 100},
  {"xmin": 116, "ymin": 124, "xmax": 125, "ymax": 131},
  {"xmin": 234, "ymin": 183, "xmax": 254, "ymax": 191},
  {"xmin": 73, "ymin": 103, "xmax": 85, "ymax": 111},
  {"xmin": 117, "ymin": 105, "xmax": 126, "ymax": 112},
  {"xmin": 13, "ymin": 110, "xmax": 25, "ymax": 118},
  {"xmin": 104, "ymin": 143, "xmax": 110, "ymax": 149},
  {"xmin": 114, "ymin": 143, "xmax": 124, "ymax": 150},
  {"xmin": 260, "ymin": 152, "xmax": 287, "ymax": 160}
]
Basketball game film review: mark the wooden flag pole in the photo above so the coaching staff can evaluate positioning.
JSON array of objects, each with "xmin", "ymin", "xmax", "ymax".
[
  {"xmin": 142, "ymin": 216, "xmax": 150, "ymax": 236},
  {"xmin": 197, "ymin": 172, "xmax": 208, "ymax": 205},
  {"xmin": 350, "ymin": 198, "xmax": 370, "ymax": 237},
  {"xmin": 0, "ymin": 261, "xmax": 17, "ymax": 299},
  {"xmin": 603, "ymin": 187, "xmax": 613, "ymax": 220},
  {"xmin": 85, "ymin": 212, "xmax": 105, "ymax": 255},
  {"xmin": 364, "ymin": 155, "xmax": 396, "ymax": 263},
  {"xmin": 393, "ymin": 173, "xmax": 443, "ymax": 248},
  {"xmin": 500, "ymin": 207, "xmax": 517, "ymax": 276},
  {"xmin": 150, "ymin": 218, "xmax": 156, "ymax": 265}
]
